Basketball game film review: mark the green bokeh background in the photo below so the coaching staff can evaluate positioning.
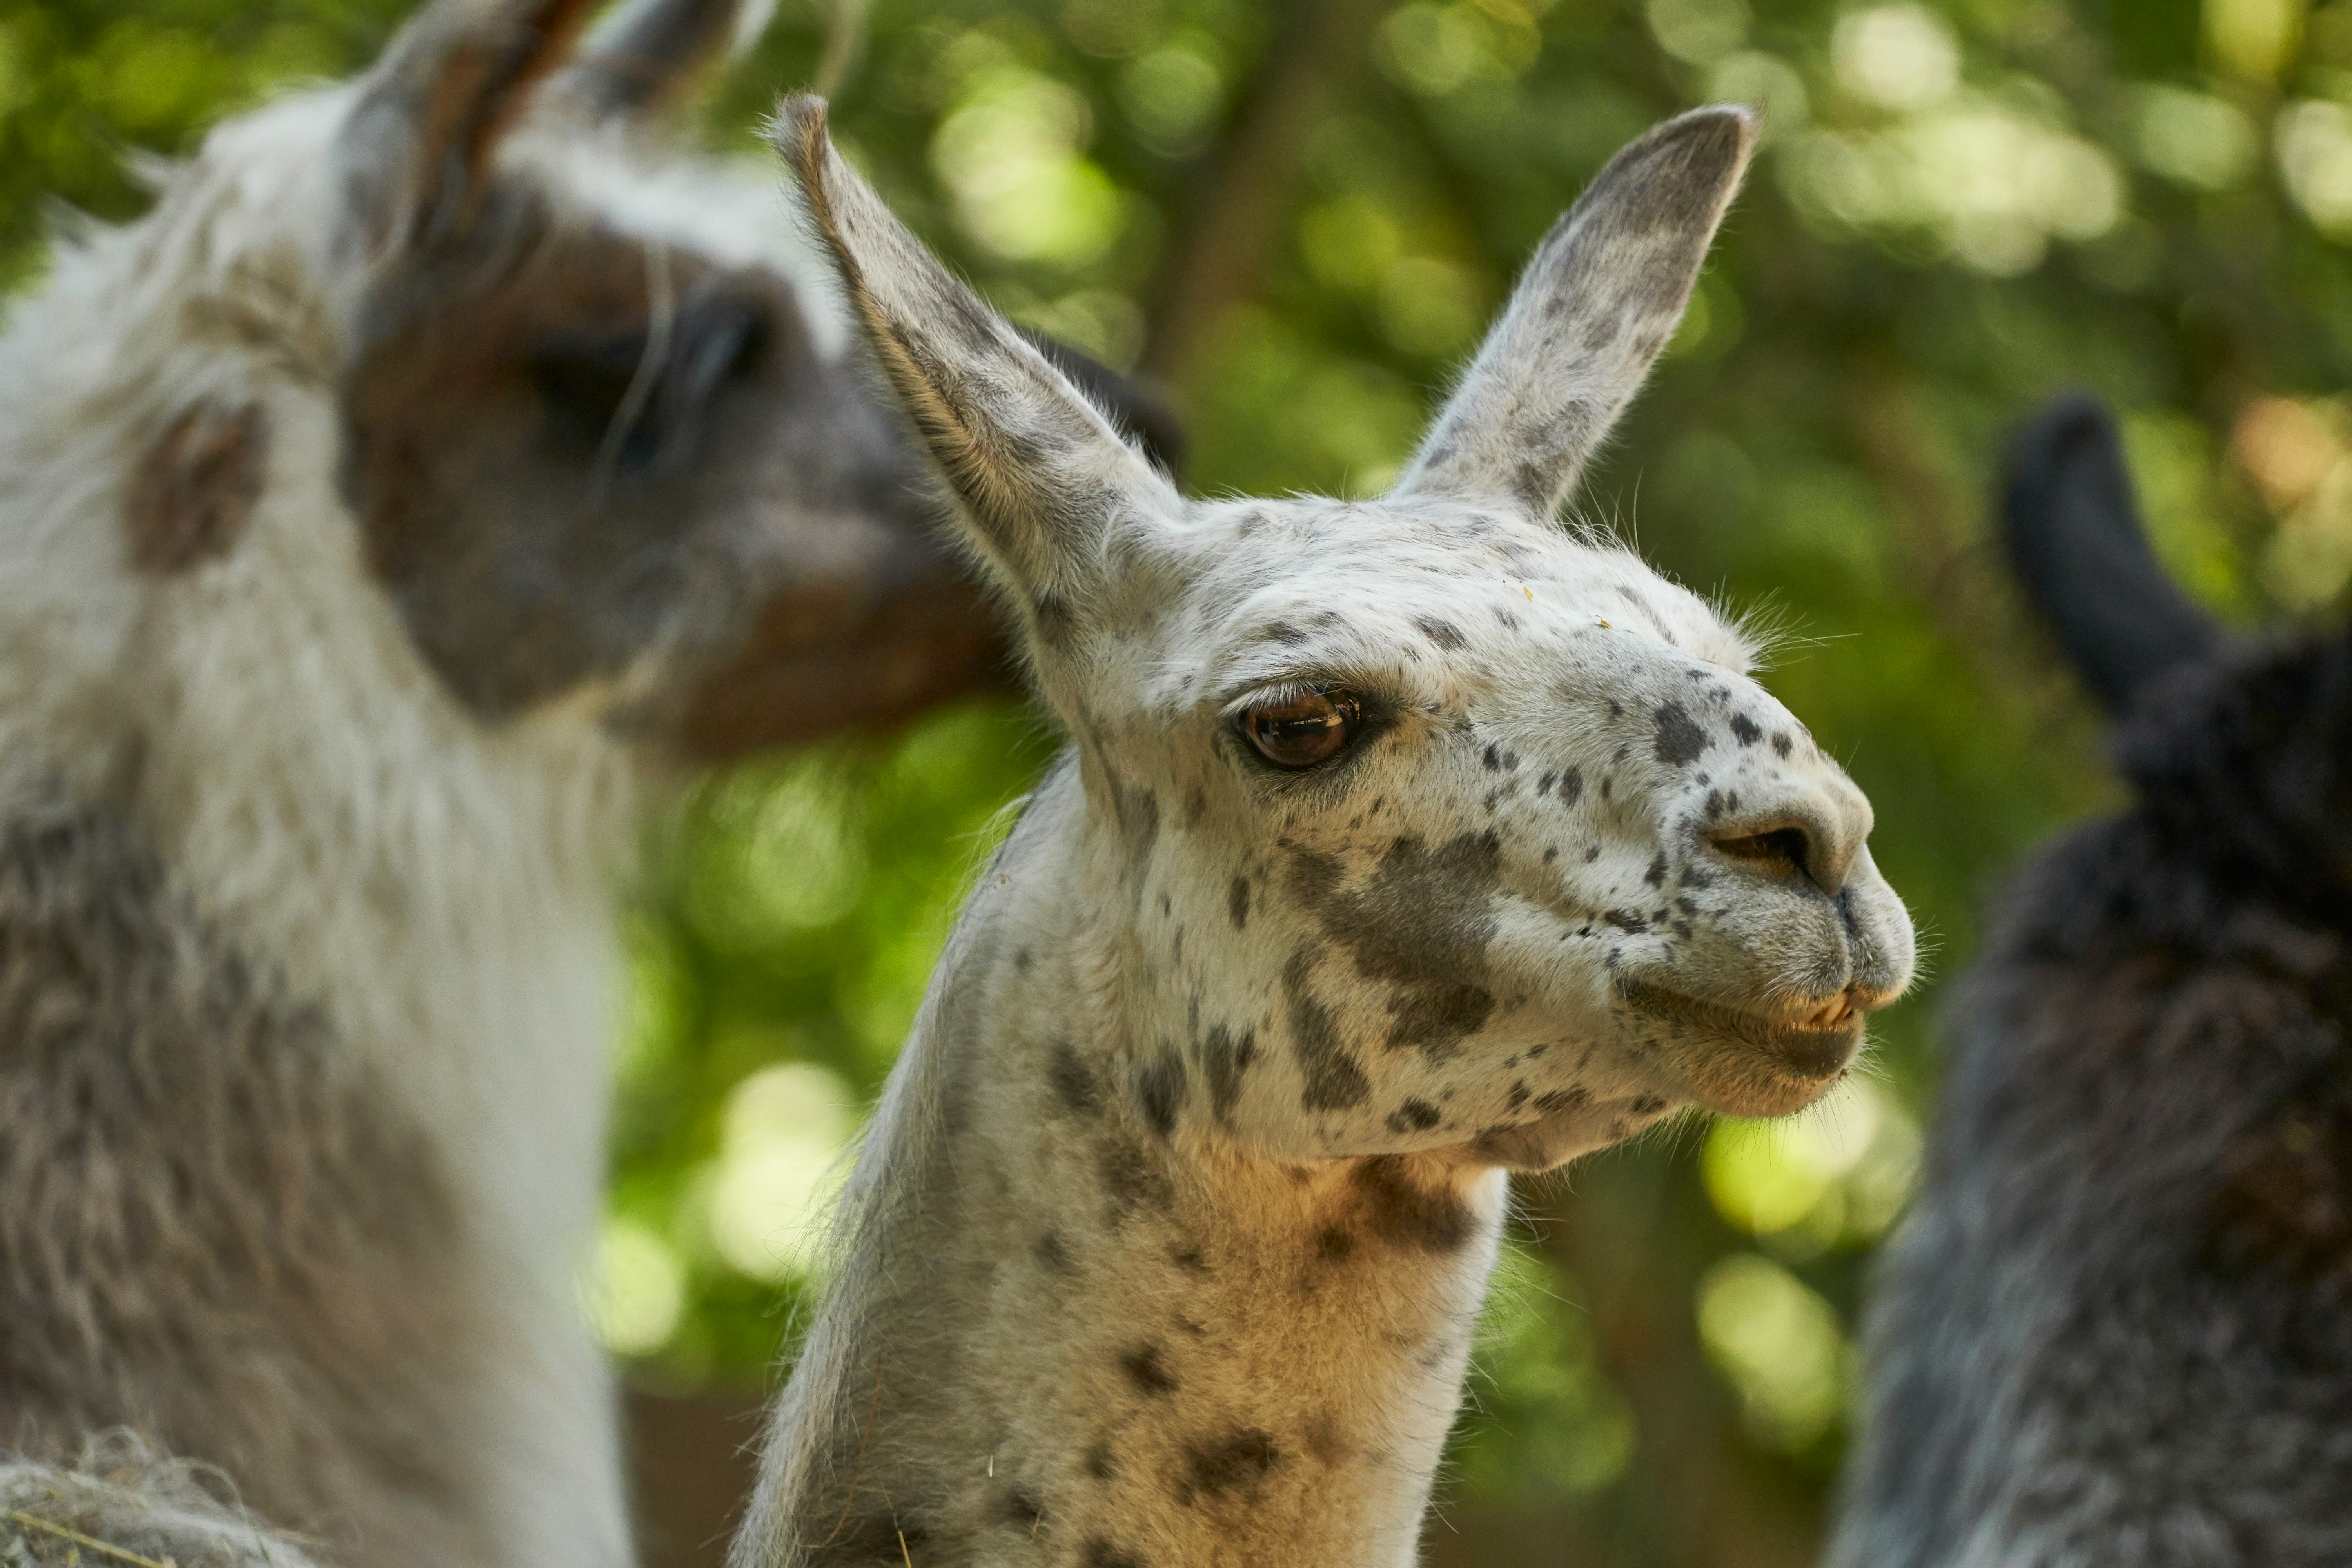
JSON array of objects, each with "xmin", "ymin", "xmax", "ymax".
[{"xmin": 8, "ymin": 0, "xmax": 2347, "ymax": 1560}]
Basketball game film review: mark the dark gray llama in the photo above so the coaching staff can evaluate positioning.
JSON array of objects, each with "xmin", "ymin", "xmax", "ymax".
[{"xmin": 1829, "ymin": 394, "xmax": 2352, "ymax": 1567}]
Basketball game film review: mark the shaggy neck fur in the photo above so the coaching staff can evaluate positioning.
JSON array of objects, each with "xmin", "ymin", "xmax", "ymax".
[
  {"xmin": 0, "ymin": 87, "xmax": 635, "ymax": 1568},
  {"xmin": 755, "ymin": 762, "xmax": 1502, "ymax": 1568}
]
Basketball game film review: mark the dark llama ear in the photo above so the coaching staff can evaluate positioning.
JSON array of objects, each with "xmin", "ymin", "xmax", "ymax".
[
  {"xmin": 1390, "ymin": 104, "xmax": 1759, "ymax": 519},
  {"xmin": 768, "ymin": 94, "xmax": 1181, "ymax": 634},
  {"xmin": 554, "ymin": 0, "xmax": 757, "ymax": 120},
  {"xmin": 338, "ymin": 0, "xmax": 601, "ymax": 255},
  {"xmin": 2001, "ymin": 393, "xmax": 2220, "ymax": 713},
  {"xmin": 123, "ymin": 403, "xmax": 270, "ymax": 575}
]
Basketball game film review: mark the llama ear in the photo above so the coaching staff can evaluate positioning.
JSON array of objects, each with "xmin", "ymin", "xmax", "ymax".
[
  {"xmin": 1391, "ymin": 105, "xmax": 1758, "ymax": 518},
  {"xmin": 2002, "ymin": 394, "xmax": 2220, "ymax": 712},
  {"xmin": 769, "ymin": 95, "xmax": 1180, "ymax": 628},
  {"xmin": 554, "ymin": 0, "xmax": 774, "ymax": 120},
  {"xmin": 338, "ymin": 0, "xmax": 599, "ymax": 254}
]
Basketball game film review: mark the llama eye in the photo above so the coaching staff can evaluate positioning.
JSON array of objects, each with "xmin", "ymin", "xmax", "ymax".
[{"xmin": 1240, "ymin": 691, "xmax": 1360, "ymax": 770}]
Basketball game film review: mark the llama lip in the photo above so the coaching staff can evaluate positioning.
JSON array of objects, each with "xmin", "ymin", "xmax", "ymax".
[{"xmin": 1620, "ymin": 980, "xmax": 1864, "ymax": 1084}]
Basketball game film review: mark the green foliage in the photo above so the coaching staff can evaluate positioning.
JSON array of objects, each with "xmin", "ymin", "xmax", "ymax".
[{"xmin": 13, "ymin": 0, "xmax": 2352, "ymax": 1560}]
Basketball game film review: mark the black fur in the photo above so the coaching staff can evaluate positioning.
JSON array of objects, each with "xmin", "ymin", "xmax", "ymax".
[{"xmin": 1830, "ymin": 397, "xmax": 2352, "ymax": 1566}]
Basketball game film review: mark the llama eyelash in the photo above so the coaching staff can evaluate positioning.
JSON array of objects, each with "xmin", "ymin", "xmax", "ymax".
[{"xmin": 1214, "ymin": 675, "xmax": 1398, "ymax": 725}]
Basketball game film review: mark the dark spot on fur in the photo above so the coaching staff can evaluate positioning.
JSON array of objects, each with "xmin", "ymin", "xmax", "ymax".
[
  {"xmin": 1183, "ymin": 785, "xmax": 1207, "ymax": 828},
  {"xmin": 1482, "ymin": 743, "xmax": 1503, "ymax": 772},
  {"xmin": 1632, "ymin": 1095, "xmax": 1669, "ymax": 1115},
  {"xmin": 998, "ymin": 1489, "xmax": 1044, "ymax": 1530},
  {"xmin": 1227, "ymin": 875, "xmax": 1249, "ymax": 930},
  {"xmin": 1036, "ymin": 1230, "xmax": 1074, "ymax": 1273},
  {"xmin": 1171, "ymin": 1246, "xmax": 1210, "ymax": 1274},
  {"xmin": 1199, "ymin": 1024, "xmax": 1258, "ymax": 1123},
  {"xmin": 127, "ymin": 403, "xmax": 270, "ymax": 575},
  {"xmin": 1354, "ymin": 1156, "xmax": 1475, "ymax": 1252},
  {"xmin": 1138, "ymin": 1047, "xmax": 1187, "ymax": 1137},
  {"xmin": 1535, "ymin": 1086, "xmax": 1590, "ymax": 1114},
  {"xmin": 1179, "ymin": 1428, "xmax": 1281, "ymax": 1504},
  {"xmin": 1654, "ymin": 701, "xmax": 1708, "ymax": 766},
  {"xmin": 1099, "ymin": 1134, "xmax": 1175, "ymax": 1215},
  {"xmin": 1015, "ymin": 947, "xmax": 1033, "ymax": 973},
  {"xmin": 1049, "ymin": 1042, "xmax": 1099, "ymax": 1116},
  {"xmin": 1084, "ymin": 1540, "xmax": 1145, "ymax": 1568},
  {"xmin": 1317, "ymin": 1226, "xmax": 1357, "ymax": 1262},
  {"xmin": 1264, "ymin": 619, "xmax": 1305, "ymax": 645},
  {"xmin": 1121, "ymin": 1343, "xmax": 1177, "ymax": 1396},
  {"xmin": 1415, "ymin": 615, "xmax": 1467, "ymax": 650},
  {"xmin": 1603, "ymin": 909, "xmax": 1648, "ymax": 933},
  {"xmin": 1772, "ymin": 731, "xmax": 1793, "ymax": 758},
  {"xmin": 1303, "ymin": 1413, "xmax": 1352, "ymax": 1466},
  {"xmin": 1284, "ymin": 953, "xmax": 1370, "ymax": 1111},
  {"xmin": 1084, "ymin": 1443, "xmax": 1116, "ymax": 1481},
  {"xmin": 1386, "ymin": 1098, "xmax": 1443, "ymax": 1134},
  {"xmin": 1289, "ymin": 833, "xmax": 1501, "ymax": 1060},
  {"xmin": 1730, "ymin": 713, "xmax": 1762, "ymax": 746},
  {"xmin": 1644, "ymin": 853, "xmax": 1669, "ymax": 887},
  {"xmin": 1507, "ymin": 1081, "xmax": 1530, "ymax": 1109}
]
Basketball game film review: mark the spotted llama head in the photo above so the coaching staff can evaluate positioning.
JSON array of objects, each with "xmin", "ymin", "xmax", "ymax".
[{"xmin": 771, "ymin": 96, "xmax": 1915, "ymax": 1171}]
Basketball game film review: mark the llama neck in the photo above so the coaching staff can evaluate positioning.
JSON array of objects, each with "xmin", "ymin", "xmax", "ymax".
[
  {"xmin": 0, "ymin": 395, "xmax": 636, "ymax": 1567},
  {"xmin": 753, "ymin": 763, "xmax": 1508, "ymax": 1568}
]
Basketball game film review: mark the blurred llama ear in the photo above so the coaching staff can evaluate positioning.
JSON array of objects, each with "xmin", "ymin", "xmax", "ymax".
[
  {"xmin": 338, "ymin": 0, "xmax": 599, "ymax": 254},
  {"xmin": 2002, "ymin": 394, "xmax": 2220, "ymax": 711},
  {"xmin": 555, "ymin": 0, "xmax": 777, "ymax": 120},
  {"xmin": 1390, "ymin": 105, "xmax": 1758, "ymax": 519}
]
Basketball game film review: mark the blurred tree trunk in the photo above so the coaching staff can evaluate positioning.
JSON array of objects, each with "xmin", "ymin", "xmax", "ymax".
[
  {"xmin": 1141, "ymin": 0, "xmax": 1388, "ymax": 389},
  {"xmin": 628, "ymin": 1384, "xmax": 767, "ymax": 1568},
  {"xmin": 1537, "ymin": 1156, "xmax": 1820, "ymax": 1568}
]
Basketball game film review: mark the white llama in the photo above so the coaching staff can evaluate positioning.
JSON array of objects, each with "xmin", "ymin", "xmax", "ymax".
[
  {"xmin": 735, "ymin": 98, "xmax": 1918, "ymax": 1567},
  {"xmin": 0, "ymin": 3, "xmax": 1169, "ymax": 1565}
]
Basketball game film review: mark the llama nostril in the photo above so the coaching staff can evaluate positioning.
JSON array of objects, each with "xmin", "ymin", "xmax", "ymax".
[{"xmin": 1707, "ymin": 822, "xmax": 1820, "ymax": 888}]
